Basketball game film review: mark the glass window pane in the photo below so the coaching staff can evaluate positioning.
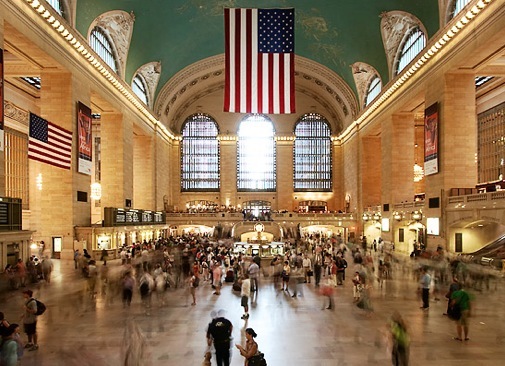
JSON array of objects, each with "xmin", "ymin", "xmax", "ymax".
[
  {"xmin": 132, "ymin": 75, "xmax": 148, "ymax": 105},
  {"xmin": 396, "ymin": 27, "xmax": 426, "ymax": 75},
  {"xmin": 90, "ymin": 27, "xmax": 118, "ymax": 73},
  {"xmin": 293, "ymin": 113, "xmax": 332, "ymax": 191},
  {"xmin": 181, "ymin": 114, "xmax": 220, "ymax": 191},
  {"xmin": 46, "ymin": 0, "xmax": 63, "ymax": 16},
  {"xmin": 365, "ymin": 76, "xmax": 381, "ymax": 107},
  {"xmin": 237, "ymin": 115, "xmax": 276, "ymax": 191}
]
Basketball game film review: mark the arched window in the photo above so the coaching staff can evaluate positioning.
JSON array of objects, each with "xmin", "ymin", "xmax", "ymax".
[
  {"xmin": 132, "ymin": 74, "xmax": 148, "ymax": 105},
  {"xmin": 395, "ymin": 27, "xmax": 426, "ymax": 75},
  {"xmin": 365, "ymin": 76, "xmax": 381, "ymax": 107},
  {"xmin": 89, "ymin": 27, "xmax": 118, "ymax": 73},
  {"xmin": 237, "ymin": 115, "xmax": 276, "ymax": 191},
  {"xmin": 450, "ymin": 0, "xmax": 471, "ymax": 19},
  {"xmin": 181, "ymin": 114, "xmax": 220, "ymax": 191},
  {"xmin": 294, "ymin": 113, "xmax": 332, "ymax": 191},
  {"xmin": 46, "ymin": 0, "xmax": 64, "ymax": 16}
]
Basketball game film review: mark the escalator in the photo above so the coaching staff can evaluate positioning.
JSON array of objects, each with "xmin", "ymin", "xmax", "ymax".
[{"xmin": 464, "ymin": 234, "xmax": 505, "ymax": 269}]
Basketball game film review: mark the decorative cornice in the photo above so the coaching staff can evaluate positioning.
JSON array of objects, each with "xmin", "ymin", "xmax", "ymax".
[{"xmin": 4, "ymin": 100, "xmax": 29, "ymax": 125}]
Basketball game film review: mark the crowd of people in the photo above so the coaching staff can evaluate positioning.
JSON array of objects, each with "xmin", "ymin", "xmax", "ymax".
[{"xmin": 1, "ymin": 231, "xmax": 501, "ymax": 365}]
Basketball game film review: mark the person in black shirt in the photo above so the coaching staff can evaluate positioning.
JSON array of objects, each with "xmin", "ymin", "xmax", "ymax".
[{"xmin": 206, "ymin": 310, "xmax": 233, "ymax": 366}]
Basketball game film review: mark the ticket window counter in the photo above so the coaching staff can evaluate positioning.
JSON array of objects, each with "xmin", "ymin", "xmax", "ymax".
[{"xmin": 234, "ymin": 243, "xmax": 285, "ymax": 258}]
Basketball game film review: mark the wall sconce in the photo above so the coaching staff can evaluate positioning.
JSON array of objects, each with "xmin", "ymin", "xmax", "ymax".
[
  {"xmin": 393, "ymin": 212, "xmax": 402, "ymax": 221},
  {"xmin": 372, "ymin": 213, "xmax": 381, "ymax": 221},
  {"xmin": 36, "ymin": 173, "xmax": 43, "ymax": 191},
  {"xmin": 90, "ymin": 182, "xmax": 102, "ymax": 200},
  {"xmin": 362, "ymin": 213, "xmax": 370, "ymax": 221},
  {"xmin": 412, "ymin": 211, "xmax": 423, "ymax": 221}
]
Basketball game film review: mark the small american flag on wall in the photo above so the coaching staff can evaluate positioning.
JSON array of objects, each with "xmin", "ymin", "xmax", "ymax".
[
  {"xmin": 29, "ymin": 113, "xmax": 72, "ymax": 170},
  {"xmin": 224, "ymin": 8, "xmax": 295, "ymax": 114}
]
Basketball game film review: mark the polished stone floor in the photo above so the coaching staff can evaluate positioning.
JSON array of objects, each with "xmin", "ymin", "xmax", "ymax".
[{"xmin": 1, "ymin": 257, "xmax": 505, "ymax": 366}]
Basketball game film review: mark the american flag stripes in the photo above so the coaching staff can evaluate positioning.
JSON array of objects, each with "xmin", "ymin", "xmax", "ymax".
[
  {"xmin": 224, "ymin": 8, "xmax": 295, "ymax": 114},
  {"xmin": 29, "ymin": 113, "xmax": 72, "ymax": 170}
]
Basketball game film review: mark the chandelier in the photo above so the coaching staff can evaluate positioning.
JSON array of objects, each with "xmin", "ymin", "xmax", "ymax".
[{"xmin": 413, "ymin": 163, "xmax": 424, "ymax": 182}]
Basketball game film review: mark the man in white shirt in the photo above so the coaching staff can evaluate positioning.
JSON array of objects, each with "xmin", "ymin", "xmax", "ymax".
[
  {"xmin": 240, "ymin": 273, "xmax": 251, "ymax": 319},
  {"xmin": 248, "ymin": 261, "xmax": 260, "ymax": 292},
  {"xmin": 302, "ymin": 254, "xmax": 312, "ymax": 283}
]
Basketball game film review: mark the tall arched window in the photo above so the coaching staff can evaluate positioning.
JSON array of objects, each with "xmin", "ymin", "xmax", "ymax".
[
  {"xmin": 294, "ymin": 113, "xmax": 332, "ymax": 191},
  {"xmin": 450, "ymin": 0, "xmax": 471, "ymax": 19},
  {"xmin": 237, "ymin": 115, "xmax": 276, "ymax": 191},
  {"xmin": 90, "ymin": 27, "xmax": 118, "ymax": 73},
  {"xmin": 181, "ymin": 114, "xmax": 220, "ymax": 191},
  {"xmin": 395, "ymin": 27, "xmax": 426, "ymax": 75},
  {"xmin": 132, "ymin": 74, "xmax": 148, "ymax": 105},
  {"xmin": 365, "ymin": 76, "xmax": 381, "ymax": 107},
  {"xmin": 46, "ymin": 0, "xmax": 64, "ymax": 16}
]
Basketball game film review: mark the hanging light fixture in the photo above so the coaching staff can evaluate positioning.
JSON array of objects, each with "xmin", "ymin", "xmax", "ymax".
[
  {"xmin": 90, "ymin": 182, "xmax": 102, "ymax": 200},
  {"xmin": 414, "ymin": 163, "xmax": 424, "ymax": 182},
  {"xmin": 413, "ymin": 124, "xmax": 424, "ymax": 182}
]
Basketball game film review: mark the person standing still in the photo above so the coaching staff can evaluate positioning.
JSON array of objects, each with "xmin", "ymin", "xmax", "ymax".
[
  {"xmin": 207, "ymin": 310, "xmax": 233, "ymax": 366},
  {"xmin": 419, "ymin": 267, "xmax": 431, "ymax": 310},
  {"xmin": 240, "ymin": 273, "xmax": 251, "ymax": 319},
  {"xmin": 247, "ymin": 261, "xmax": 260, "ymax": 293},
  {"xmin": 21, "ymin": 290, "xmax": 38, "ymax": 351}
]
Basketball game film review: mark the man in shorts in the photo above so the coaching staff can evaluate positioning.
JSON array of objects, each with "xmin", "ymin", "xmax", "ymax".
[
  {"xmin": 451, "ymin": 287, "xmax": 472, "ymax": 341},
  {"xmin": 240, "ymin": 273, "xmax": 251, "ymax": 319},
  {"xmin": 22, "ymin": 289, "xmax": 38, "ymax": 351}
]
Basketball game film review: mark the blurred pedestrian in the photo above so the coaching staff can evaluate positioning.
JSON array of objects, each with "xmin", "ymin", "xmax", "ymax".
[{"xmin": 389, "ymin": 311, "xmax": 410, "ymax": 366}]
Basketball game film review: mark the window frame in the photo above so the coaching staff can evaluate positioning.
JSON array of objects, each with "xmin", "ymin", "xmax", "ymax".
[
  {"xmin": 132, "ymin": 74, "xmax": 149, "ymax": 106},
  {"xmin": 293, "ymin": 113, "xmax": 332, "ymax": 192},
  {"xmin": 395, "ymin": 27, "xmax": 426, "ymax": 76},
  {"xmin": 180, "ymin": 113, "xmax": 220, "ymax": 192},
  {"xmin": 237, "ymin": 114, "xmax": 277, "ymax": 192},
  {"xmin": 89, "ymin": 26, "xmax": 119, "ymax": 74},
  {"xmin": 365, "ymin": 76, "xmax": 381, "ymax": 107}
]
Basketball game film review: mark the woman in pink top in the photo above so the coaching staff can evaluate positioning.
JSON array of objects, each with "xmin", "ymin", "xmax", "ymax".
[{"xmin": 212, "ymin": 261, "xmax": 223, "ymax": 295}]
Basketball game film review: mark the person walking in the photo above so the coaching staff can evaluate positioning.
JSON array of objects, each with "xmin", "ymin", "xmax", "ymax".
[
  {"xmin": 122, "ymin": 271, "xmax": 135, "ymax": 308},
  {"xmin": 389, "ymin": 311, "xmax": 410, "ymax": 366},
  {"xmin": 247, "ymin": 261, "xmax": 260, "ymax": 293},
  {"xmin": 281, "ymin": 261, "xmax": 291, "ymax": 292},
  {"xmin": 21, "ymin": 290, "xmax": 38, "ymax": 351},
  {"xmin": 207, "ymin": 310, "xmax": 233, "ymax": 366},
  {"xmin": 451, "ymin": 287, "xmax": 473, "ymax": 341}
]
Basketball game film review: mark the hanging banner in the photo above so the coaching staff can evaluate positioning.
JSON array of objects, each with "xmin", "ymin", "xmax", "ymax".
[
  {"xmin": 424, "ymin": 102, "xmax": 439, "ymax": 176},
  {"xmin": 0, "ymin": 48, "xmax": 4, "ymax": 151},
  {"xmin": 77, "ymin": 101, "xmax": 92, "ymax": 175}
]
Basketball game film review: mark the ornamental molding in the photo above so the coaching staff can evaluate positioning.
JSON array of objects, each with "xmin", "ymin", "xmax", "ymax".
[
  {"xmin": 134, "ymin": 61, "xmax": 162, "ymax": 108},
  {"xmin": 155, "ymin": 54, "xmax": 358, "ymax": 131},
  {"xmin": 89, "ymin": 10, "xmax": 136, "ymax": 79},
  {"xmin": 351, "ymin": 62, "xmax": 381, "ymax": 109},
  {"xmin": 380, "ymin": 11, "xmax": 426, "ymax": 79},
  {"xmin": 4, "ymin": 100, "xmax": 29, "ymax": 126}
]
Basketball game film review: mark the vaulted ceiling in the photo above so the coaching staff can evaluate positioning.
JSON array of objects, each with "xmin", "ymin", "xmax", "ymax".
[{"xmin": 75, "ymin": 0, "xmax": 440, "ymax": 104}]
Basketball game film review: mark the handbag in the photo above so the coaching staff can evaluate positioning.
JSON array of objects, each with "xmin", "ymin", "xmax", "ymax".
[
  {"xmin": 307, "ymin": 269, "xmax": 313, "ymax": 277},
  {"xmin": 249, "ymin": 352, "xmax": 267, "ymax": 366},
  {"xmin": 448, "ymin": 303, "xmax": 462, "ymax": 321}
]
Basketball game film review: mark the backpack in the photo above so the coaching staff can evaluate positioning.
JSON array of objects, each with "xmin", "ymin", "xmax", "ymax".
[
  {"xmin": 193, "ymin": 276, "xmax": 200, "ymax": 288},
  {"xmin": 31, "ymin": 299, "xmax": 46, "ymax": 316}
]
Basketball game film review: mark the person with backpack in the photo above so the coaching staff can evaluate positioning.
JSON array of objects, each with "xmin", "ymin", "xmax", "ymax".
[{"xmin": 21, "ymin": 290, "xmax": 38, "ymax": 351}]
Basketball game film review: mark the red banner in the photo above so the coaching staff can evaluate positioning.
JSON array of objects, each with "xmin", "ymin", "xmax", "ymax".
[
  {"xmin": 424, "ymin": 102, "xmax": 439, "ymax": 175},
  {"xmin": 77, "ymin": 101, "xmax": 92, "ymax": 175}
]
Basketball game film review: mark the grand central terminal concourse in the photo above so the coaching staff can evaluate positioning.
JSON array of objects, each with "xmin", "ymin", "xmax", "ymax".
[{"xmin": 1, "ymin": 0, "xmax": 505, "ymax": 365}]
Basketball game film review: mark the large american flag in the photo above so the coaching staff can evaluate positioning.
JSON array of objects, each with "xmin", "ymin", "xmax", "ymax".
[
  {"xmin": 224, "ymin": 8, "xmax": 295, "ymax": 114},
  {"xmin": 29, "ymin": 113, "xmax": 72, "ymax": 170}
]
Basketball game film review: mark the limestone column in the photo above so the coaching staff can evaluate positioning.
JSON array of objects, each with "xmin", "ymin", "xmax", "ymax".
[
  {"xmin": 381, "ymin": 113, "xmax": 415, "ymax": 204},
  {"xmin": 100, "ymin": 112, "xmax": 133, "ymax": 209},
  {"xmin": 155, "ymin": 131, "xmax": 172, "ymax": 212},
  {"xmin": 219, "ymin": 137, "xmax": 237, "ymax": 208},
  {"xmin": 276, "ymin": 137, "xmax": 294, "ymax": 211},
  {"xmin": 32, "ymin": 70, "xmax": 86, "ymax": 260},
  {"xmin": 133, "ymin": 134, "xmax": 154, "ymax": 210},
  {"xmin": 361, "ymin": 135, "xmax": 382, "ymax": 208}
]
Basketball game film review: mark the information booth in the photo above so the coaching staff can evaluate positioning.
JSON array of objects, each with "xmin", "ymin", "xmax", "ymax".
[{"xmin": 233, "ymin": 241, "xmax": 285, "ymax": 258}]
